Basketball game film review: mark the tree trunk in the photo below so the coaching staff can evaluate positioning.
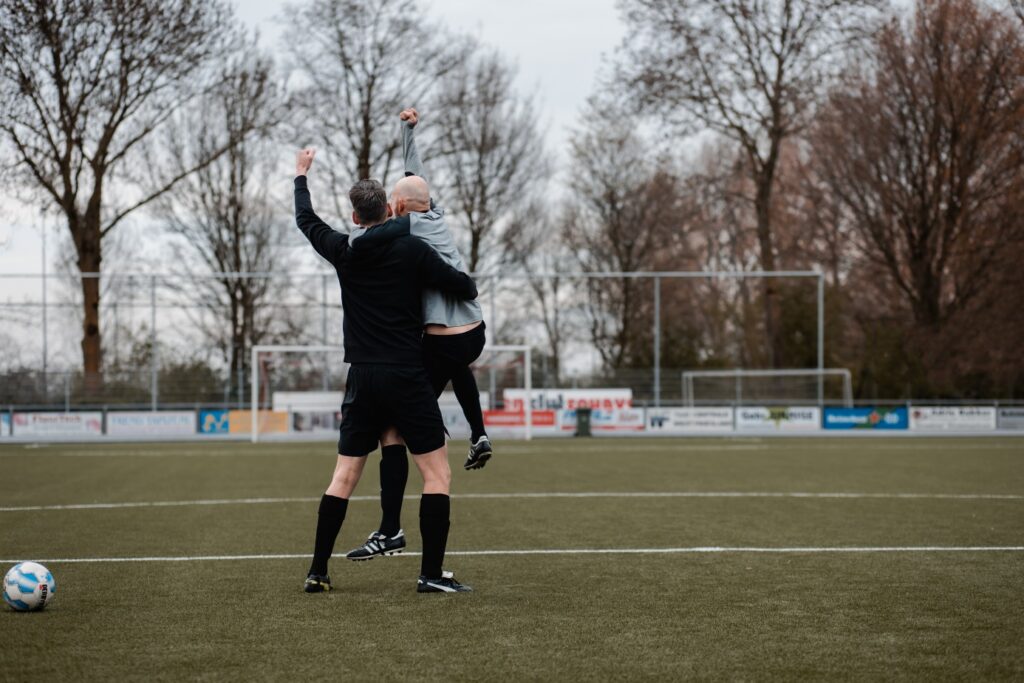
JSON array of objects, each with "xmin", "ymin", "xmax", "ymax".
[
  {"xmin": 228, "ymin": 286, "xmax": 243, "ymax": 397},
  {"xmin": 754, "ymin": 170, "xmax": 783, "ymax": 368},
  {"xmin": 75, "ymin": 217, "xmax": 103, "ymax": 394},
  {"xmin": 469, "ymin": 228, "xmax": 482, "ymax": 274}
]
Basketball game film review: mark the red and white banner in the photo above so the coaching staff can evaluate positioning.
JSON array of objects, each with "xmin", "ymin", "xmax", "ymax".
[
  {"xmin": 484, "ymin": 410, "xmax": 557, "ymax": 428},
  {"xmin": 502, "ymin": 389, "xmax": 632, "ymax": 412},
  {"xmin": 13, "ymin": 412, "xmax": 103, "ymax": 437}
]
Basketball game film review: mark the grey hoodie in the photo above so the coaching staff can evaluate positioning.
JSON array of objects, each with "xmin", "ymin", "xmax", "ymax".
[{"xmin": 350, "ymin": 122, "xmax": 483, "ymax": 327}]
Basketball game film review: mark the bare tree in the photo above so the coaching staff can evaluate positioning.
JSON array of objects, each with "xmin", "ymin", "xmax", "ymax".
[
  {"xmin": 811, "ymin": 0, "xmax": 1024, "ymax": 330},
  {"xmin": 502, "ymin": 202, "xmax": 578, "ymax": 385},
  {"xmin": 0, "ymin": 0, "xmax": 240, "ymax": 391},
  {"xmin": 157, "ymin": 38, "xmax": 298, "ymax": 400},
  {"xmin": 431, "ymin": 50, "xmax": 550, "ymax": 273},
  {"xmin": 616, "ymin": 0, "xmax": 883, "ymax": 367},
  {"xmin": 564, "ymin": 102, "xmax": 685, "ymax": 369},
  {"xmin": 286, "ymin": 0, "xmax": 469, "ymax": 218},
  {"xmin": 1011, "ymin": 0, "xmax": 1024, "ymax": 24}
]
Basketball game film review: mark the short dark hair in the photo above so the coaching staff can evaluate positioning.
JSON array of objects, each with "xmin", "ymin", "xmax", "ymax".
[{"xmin": 349, "ymin": 179, "xmax": 388, "ymax": 225}]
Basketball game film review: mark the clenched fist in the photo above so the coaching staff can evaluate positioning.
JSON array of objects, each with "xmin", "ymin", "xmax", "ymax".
[
  {"xmin": 296, "ymin": 147, "xmax": 316, "ymax": 176},
  {"xmin": 399, "ymin": 108, "xmax": 419, "ymax": 128}
]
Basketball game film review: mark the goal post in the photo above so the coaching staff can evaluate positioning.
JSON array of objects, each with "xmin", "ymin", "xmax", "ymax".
[
  {"xmin": 681, "ymin": 368, "xmax": 853, "ymax": 408},
  {"xmin": 250, "ymin": 345, "xmax": 343, "ymax": 443},
  {"xmin": 251, "ymin": 343, "xmax": 533, "ymax": 443},
  {"xmin": 476, "ymin": 345, "xmax": 533, "ymax": 441}
]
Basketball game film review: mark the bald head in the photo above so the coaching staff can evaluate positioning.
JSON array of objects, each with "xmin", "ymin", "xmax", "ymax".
[{"xmin": 391, "ymin": 175, "xmax": 431, "ymax": 216}]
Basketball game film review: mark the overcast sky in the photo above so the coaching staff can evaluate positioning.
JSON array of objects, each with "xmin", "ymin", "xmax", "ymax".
[{"xmin": 0, "ymin": 0, "xmax": 625, "ymax": 278}]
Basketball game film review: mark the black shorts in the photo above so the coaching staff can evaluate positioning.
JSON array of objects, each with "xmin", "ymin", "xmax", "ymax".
[
  {"xmin": 338, "ymin": 364, "xmax": 445, "ymax": 456},
  {"xmin": 422, "ymin": 322, "xmax": 486, "ymax": 395}
]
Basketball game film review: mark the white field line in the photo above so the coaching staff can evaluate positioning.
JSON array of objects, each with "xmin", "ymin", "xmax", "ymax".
[
  {"xmin": 1, "ymin": 490, "xmax": 1022, "ymax": 512},
  {"xmin": 3, "ymin": 546, "xmax": 1023, "ymax": 564},
  {"xmin": 4, "ymin": 441, "xmax": 1024, "ymax": 457}
]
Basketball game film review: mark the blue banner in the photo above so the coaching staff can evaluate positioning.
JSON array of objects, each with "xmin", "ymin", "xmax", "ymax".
[
  {"xmin": 198, "ymin": 409, "xmax": 229, "ymax": 434},
  {"xmin": 823, "ymin": 407, "xmax": 908, "ymax": 430}
]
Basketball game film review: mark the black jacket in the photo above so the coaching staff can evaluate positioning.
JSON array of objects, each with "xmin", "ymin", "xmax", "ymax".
[{"xmin": 294, "ymin": 176, "xmax": 477, "ymax": 365}]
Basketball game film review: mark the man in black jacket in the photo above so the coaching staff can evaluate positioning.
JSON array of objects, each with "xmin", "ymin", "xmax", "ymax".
[{"xmin": 293, "ymin": 148, "xmax": 475, "ymax": 594}]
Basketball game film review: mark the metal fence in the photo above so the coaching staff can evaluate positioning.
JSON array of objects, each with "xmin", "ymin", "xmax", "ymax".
[{"xmin": 2, "ymin": 268, "xmax": 831, "ymax": 411}]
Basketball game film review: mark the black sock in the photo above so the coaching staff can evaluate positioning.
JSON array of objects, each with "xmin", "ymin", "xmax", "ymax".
[
  {"xmin": 308, "ymin": 494, "xmax": 348, "ymax": 577},
  {"xmin": 378, "ymin": 444, "xmax": 409, "ymax": 536},
  {"xmin": 419, "ymin": 493, "xmax": 451, "ymax": 580},
  {"xmin": 451, "ymin": 366, "xmax": 487, "ymax": 442}
]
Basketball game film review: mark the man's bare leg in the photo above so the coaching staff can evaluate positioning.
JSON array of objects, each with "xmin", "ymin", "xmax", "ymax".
[
  {"xmin": 411, "ymin": 445, "xmax": 451, "ymax": 495},
  {"xmin": 306, "ymin": 454, "xmax": 368, "ymax": 589}
]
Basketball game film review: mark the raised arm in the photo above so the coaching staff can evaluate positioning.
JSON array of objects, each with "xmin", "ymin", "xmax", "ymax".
[
  {"xmin": 413, "ymin": 239, "xmax": 478, "ymax": 301},
  {"xmin": 400, "ymin": 109, "xmax": 426, "ymax": 181},
  {"xmin": 293, "ymin": 148, "xmax": 347, "ymax": 263}
]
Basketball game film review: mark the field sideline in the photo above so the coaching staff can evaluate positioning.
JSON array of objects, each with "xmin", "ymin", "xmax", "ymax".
[{"xmin": 1, "ymin": 437, "xmax": 1022, "ymax": 680}]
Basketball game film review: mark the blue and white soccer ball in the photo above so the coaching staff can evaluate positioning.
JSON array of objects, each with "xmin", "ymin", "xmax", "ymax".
[{"xmin": 3, "ymin": 562, "xmax": 56, "ymax": 612}]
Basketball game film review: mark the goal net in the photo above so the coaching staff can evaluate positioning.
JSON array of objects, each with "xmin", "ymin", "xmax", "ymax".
[
  {"xmin": 250, "ymin": 344, "xmax": 533, "ymax": 442},
  {"xmin": 681, "ymin": 368, "xmax": 853, "ymax": 407},
  {"xmin": 250, "ymin": 345, "xmax": 346, "ymax": 442},
  {"xmin": 468, "ymin": 345, "xmax": 533, "ymax": 440}
]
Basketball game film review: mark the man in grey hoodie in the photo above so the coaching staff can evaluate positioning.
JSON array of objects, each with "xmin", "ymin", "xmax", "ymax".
[{"xmin": 344, "ymin": 108, "xmax": 493, "ymax": 562}]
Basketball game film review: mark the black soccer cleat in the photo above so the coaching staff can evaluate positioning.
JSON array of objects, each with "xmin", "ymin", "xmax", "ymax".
[
  {"xmin": 345, "ymin": 530, "xmax": 406, "ymax": 561},
  {"xmin": 464, "ymin": 436, "xmax": 493, "ymax": 470},
  {"xmin": 417, "ymin": 570, "xmax": 473, "ymax": 593},
  {"xmin": 304, "ymin": 573, "xmax": 332, "ymax": 593}
]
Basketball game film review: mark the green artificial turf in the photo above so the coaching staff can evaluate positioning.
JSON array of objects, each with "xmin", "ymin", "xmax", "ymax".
[{"xmin": 1, "ymin": 437, "xmax": 1022, "ymax": 680}]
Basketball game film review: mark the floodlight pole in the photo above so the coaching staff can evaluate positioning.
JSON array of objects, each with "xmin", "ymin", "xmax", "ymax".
[
  {"xmin": 525, "ymin": 346, "xmax": 532, "ymax": 441},
  {"xmin": 250, "ymin": 345, "xmax": 258, "ymax": 443},
  {"xmin": 653, "ymin": 276, "xmax": 661, "ymax": 408},
  {"xmin": 41, "ymin": 217, "xmax": 48, "ymax": 399},
  {"xmin": 150, "ymin": 276, "xmax": 158, "ymax": 411},
  {"xmin": 817, "ymin": 274, "xmax": 825, "ymax": 407}
]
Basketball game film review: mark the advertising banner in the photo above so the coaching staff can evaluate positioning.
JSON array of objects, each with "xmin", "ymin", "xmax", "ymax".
[
  {"xmin": 483, "ymin": 410, "xmax": 562, "ymax": 437},
  {"xmin": 910, "ymin": 406, "xmax": 996, "ymax": 431},
  {"xmin": 483, "ymin": 410, "xmax": 558, "ymax": 430},
  {"xmin": 199, "ymin": 410, "xmax": 229, "ymax": 435},
  {"xmin": 557, "ymin": 408, "xmax": 645, "ymax": 433},
  {"xmin": 735, "ymin": 407, "xmax": 821, "ymax": 432},
  {"xmin": 12, "ymin": 412, "xmax": 103, "ymax": 437},
  {"xmin": 997, "ymin": 407, "xmax": 1024, "ymax": 431},
  {"xmin": 272, "ymin": 392, "xmax": 343, "ymax": 412},
  {"xmin": 646, "ymin": 408, "xmax": 734, "ymax": 434},
  {"xmin": 106, "ymin": 411, "xmax": 196, "ymax": 437},
  {"xmin": 502, "ymin": 389, "xmax": 632, "ymax": 412},
  {"xmin": 0, "ymin": 413, "xmax": 10, "ymax": 437},
  {"xmin": 439, "ymin": 391, "xmax": 490, "ymax": 410},
  {"xmin": 228, "ymin": 410, "xmax": 288, "ymax": 435},
  {"xmin": 590, "ymin": 408, "xmax": 646, "ymax": 432},
  {"xmin": 290, "ymin": 411, "xmax": 342, "ymax": 434},
  {"xmin": 440, "ymin": 406, "xmax": 471, "ymax": 439},
  {"xmin": 823, "ymin": 407, "xmax": 908, "ymax": 430}
]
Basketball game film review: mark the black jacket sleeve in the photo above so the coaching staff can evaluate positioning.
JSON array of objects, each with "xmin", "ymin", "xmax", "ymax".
[
  {"xmin": 294, "ymin": 176, "xmax": 347, "ymax": 263},
  {"xmin": 349, "ymin": 215, "xmax": 411, "ymax": 250},
  {"xmin": 412, "ymin": 239, "xmax": 478, "ymax": 300}
]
